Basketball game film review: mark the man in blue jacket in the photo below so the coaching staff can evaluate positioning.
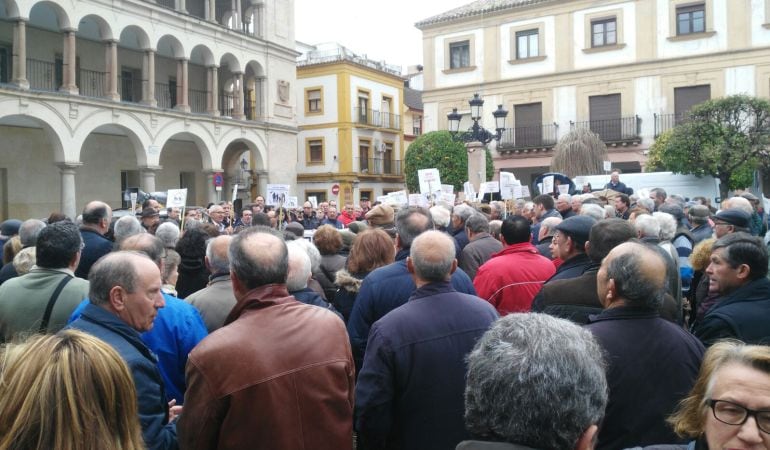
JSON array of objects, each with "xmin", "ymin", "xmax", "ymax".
[
  {"xmin": 75, "ymin": 201, "xmax": 113, "ymax": 279},
  {"xmin": 693, "ymin": 232, "xmax": 770, "ymax": 346},
  {"xmin": 355, "ymin": 231, "xmax": 497, "ymax": 450},
  {"xmin": 69, "ymin": 251, "xmax": 178, "ymax": 450},
  {"xmin": 347, "ymin": 207, "xmax": 476, "ymax": 373}
]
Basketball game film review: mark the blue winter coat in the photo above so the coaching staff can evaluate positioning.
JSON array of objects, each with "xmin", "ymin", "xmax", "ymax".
[
  {"xmin": 68, "ymin": 304, "xmax": 178, "ymax": 450},
  {"xmin": 693, "ymin": 277, "xmax": 770, "ymax": 346},
  {"xmin": 347, "ymin": 249, "xmax": 476, "ymax": 372}
]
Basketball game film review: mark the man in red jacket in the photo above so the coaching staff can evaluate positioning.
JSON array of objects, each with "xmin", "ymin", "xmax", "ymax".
[{"xmin": 474, "ymin": 215, "xmax": 555, "ymax": 315}]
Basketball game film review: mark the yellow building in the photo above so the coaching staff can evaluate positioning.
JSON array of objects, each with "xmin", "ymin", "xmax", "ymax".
[
  {"xmin": 417, "ymin": 0, "xmax": 770, "ymax": 186},
  {"xmin": 296, "ymin": 43, "xmax": 405, "ymax": 206}
]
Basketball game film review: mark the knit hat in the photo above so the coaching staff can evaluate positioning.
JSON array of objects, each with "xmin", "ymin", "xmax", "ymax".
[
  {"xmin": 365, "ymin": 204, "xmax": 395, "ymax": 227},
  {"xmin": 340, "ymin": 230, "xmax": 356, "ymax": 251}
]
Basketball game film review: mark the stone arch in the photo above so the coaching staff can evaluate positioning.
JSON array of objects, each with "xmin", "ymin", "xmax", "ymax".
[
  {"xmin": 154, "ymin": 122, "xmax": 216, "ymax": 170},
  {"xmin": 0, "ymin": 0, "xmax": 20, "ymax": 19},
  {"xmin": 0, "ymin": 103, "xmax": 68, "ymax": 162},
  {"xmin": 219, "ymin": 52, "xmax": 241, "ymax": 74},
  {"xmin": 220, "ymin": 136, "xmax": 265, "ymax": 202},
  {"xmin": 157, "ymin": 34, "xmax": 185, "ymax": 59},
  {"xmin": 75, "ymin": 13, "xmax": 113, "ymax": 40},
  {"xmin": 28, "ymin": 1, "xmax": 71, "ymax": 30},
  {"xmin": 71, "ymin": 112, "xmax": 151, "ymax": 165},
  {"xmin": 118, "ymin": 24, "xmax": 151, "ymax": 50},
  {"xmin": 190, "ymin": 44, "xmax": 215, "ymax": 67},
  {"xmin": 217, "ymin": 131, "xmax": 266, "ymax": 171}
]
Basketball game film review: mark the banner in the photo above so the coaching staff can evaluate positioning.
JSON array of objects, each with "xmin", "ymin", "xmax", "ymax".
[
  {"xmin": 166, "ymin": 189, "xmax": 187, "ymax": 208},
  {"xmin": 267, "ymin": 184, "xmax": 290, "ymax": 206}
]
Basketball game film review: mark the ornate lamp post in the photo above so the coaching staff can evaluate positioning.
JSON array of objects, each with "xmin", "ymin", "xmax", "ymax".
[{"xmin": 447, "ymin": 93, "xmax": 508, "ymax": 190}]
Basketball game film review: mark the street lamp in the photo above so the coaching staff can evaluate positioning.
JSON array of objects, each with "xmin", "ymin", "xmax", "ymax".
[
  {"xmin": 447, "ymin": 93, "xmax": 509, "ymax": 196},
  {"xmin": 447, "ymin": 93, "xmax": 508, "ymax": 145}
]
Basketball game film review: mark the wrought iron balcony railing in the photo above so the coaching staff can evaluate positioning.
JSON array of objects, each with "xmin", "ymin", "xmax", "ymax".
[
  {"xmin": 78, "ymin": 68, "xmax": 106, "ymax": 98},
  {"xmin": 570, "ymin": 116, "xmax": 641, "ymax": 143},
  {"xmin": 354, "ymin": 157, "xmax": 403, "ymax": 176},
  {"xmin": 26, "ymin": 58, "xmax": 58, "ymax": 92},
  {"xmin": 498, "ymin": 123, "xmax": 558, "ymax": 151},
  {"xmin": 353, "ymin": 108, "xmax": 401, "ymax": 130},
  {"xmin": 654, "ymin": 113, "xmax": 689, "ymax": 137}
]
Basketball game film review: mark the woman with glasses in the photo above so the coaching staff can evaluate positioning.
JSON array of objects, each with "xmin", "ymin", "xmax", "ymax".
[{"xmin": 654, "ymin": 340, "xmax": 770, "ymax": 449}]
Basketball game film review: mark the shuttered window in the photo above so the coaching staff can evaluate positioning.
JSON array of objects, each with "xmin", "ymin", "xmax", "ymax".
[
  {"xmin": 589, "ymin": 94, "xmax": 621, "ymax": 141},
  {"xmin": 514, "ymin": 103, "xmax": 543, "ymax": 147},
  {"xmin": 674, "ymin": 85, "xmax": 710, "ymax": 121}
]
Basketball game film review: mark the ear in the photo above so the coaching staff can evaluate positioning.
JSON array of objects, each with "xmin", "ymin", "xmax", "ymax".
[
  {"xmin": 584, "ymin": 241, "xmax": 591, "ymax": 254},
  {"xmin": 230, "ymin": 270, "xmax": 246, "ymax": 298},
  {"xmin": 573, "ymin": 424, "xmax": 599, "ymax": 450},
  {"xmin": 406, "ymin": 257, "xmax": 415, "ymax": 275},
  {"xmin": 736, "ymin": 263, "xmax": 751, "ymax": 280},
  {"xmin": 449, "ymin": 258, "xmax": 457, "ymax": 275},
  {"xmin": 109, "ymin": 285, "xmax": 127, "ymax": 312},
  {"xmin": 204, "ymin": 256, "xmax": 212, "ymax": 272},
  {"xmin": 605, "ymin": 278, "xmax": 617, "ymax": 304}
]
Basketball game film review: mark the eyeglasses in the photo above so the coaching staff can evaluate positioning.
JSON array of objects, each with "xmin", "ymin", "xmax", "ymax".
[{"xmin": 709, "ymin": 399, "xmax": 770, "ymax": 434}]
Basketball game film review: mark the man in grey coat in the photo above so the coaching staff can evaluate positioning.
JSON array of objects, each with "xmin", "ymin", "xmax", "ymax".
[
  {"xmin": 459, "ymin": 213, "xmax": 502, "ymax": 280},
  {"xmin": 185, "ymin": 235, "xmax": 236, "ymax": 332}
]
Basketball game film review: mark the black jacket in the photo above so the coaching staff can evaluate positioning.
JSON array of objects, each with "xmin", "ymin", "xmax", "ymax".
[{"xmin": 692, "ymin": 277, "xmax": 770, "ymax": 346}]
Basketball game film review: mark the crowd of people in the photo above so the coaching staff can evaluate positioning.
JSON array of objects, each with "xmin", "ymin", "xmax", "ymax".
[{"xmin": 0, "ymin": 172, "xmax": 769, "ymax": 450}]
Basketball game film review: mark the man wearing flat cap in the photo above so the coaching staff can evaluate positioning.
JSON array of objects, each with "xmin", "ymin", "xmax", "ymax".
[
  {"xmin": 365, "ymin": 204, "xmax": 395, "ymax": 230},
  {"xmin": 712, "ymin": 208, "xmax": 751, "ymax": 239},
  {"xmin": 546, "ymin": 215, "xmax": 596, "ymax": 282},
  {"xmin": 688, "ymin": 204, "xmax": 712, "ymax": 244}
]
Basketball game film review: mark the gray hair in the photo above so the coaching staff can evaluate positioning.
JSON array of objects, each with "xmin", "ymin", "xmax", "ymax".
[
  {"xmin": 465, "ymin": 213, "xmax": 490, "ymax": 234},
  {"xmin": 290, "ymin": 237, "xmax": 322, "ymax": 273},
  {"xmin": 724, "ymin": 196, "xmax": 753, "ymax": 215},
  {"xmin": 396, "ymin": 207, "xmax": 434, "ymax": 249},
  {"xmin": 579, "ymin": 204, "xmax": 605, "ymax": 222},
  {"xmin": 19, "ymin": 219, "xmax": 46, "ymax": 248},
  {"xmin": 452, "ymin": 204, "xmax": 475, "ymax": 224},
  {"xmin": 13, "ymin": 247, "xmax": 36, "ymax": 275},
  {"xmin": 229, "ymin": 227, "xmax": 288, "ymax": 290},
  {"xmin": 540, "ymin": 217, "xmax": 562, "ymax": 238},
  {"xmin": 205, "ymin": 235, "xmax": 231, "ymax": 274},
  {"xmin": 430, "ymin": 205, "xmax": 451, "ymax": 229},
  {"xmin": 114, "ymin": 216, "xmax": 145, "ymax": 243},
  {"xmin": 634, "ymin": 214, "xmax": 660, "ymax": 239},
  {"xmin": 89, "ymin": 252, "xmax": 145, "ymax": 305},
  {"xmin": 603, "ymin": 205, "xmax": 615, "ymax": 219},
  {"xmin": 490, "ymin": 201, "xmax": 505, "ymax": 214},
  {"xmin": 636, "ymin": 197, "xmax": 655, "ymax": 212},
  {"xmin": 652, "ymin": 212, "xmax": 677, "ymax": 241},
  {"xmin": 409, "ymin": 231, "xmax": 455, "ymax": 282},
  {"xmin": 606, "ymin": 245, "xmax": 666, "ymax": 308},
  {"xmin": 489, "ymin": 220, "xmax": 502, "ymax": 241},
  {"xmin": 286, "ymin": 241, "xmax": 312, "ymax": 291},
  {"xmin": 465, "ymin": 313, "xmax": 608, "ymax": 449},
  {"xmin": 155, "ymin": 222, "xmax": 180, "ymax": 249},
  {"xmin": 558, "ymin": 193, "xmax": 571, "ymax": 202}
]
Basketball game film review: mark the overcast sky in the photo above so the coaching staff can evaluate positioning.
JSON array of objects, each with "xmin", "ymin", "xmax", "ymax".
[{"xmin": 294, "ymin": 0, "xmax": 474, "ymax": 74}]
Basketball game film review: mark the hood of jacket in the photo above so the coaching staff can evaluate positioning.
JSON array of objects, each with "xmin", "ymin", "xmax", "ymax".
[{"xmin": 335, "ymin": 269, "xmax": 363, "ymax": 293}]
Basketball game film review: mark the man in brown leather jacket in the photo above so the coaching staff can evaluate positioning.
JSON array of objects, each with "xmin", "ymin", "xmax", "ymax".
[{"xmin": 178, "ymin": 227, "xmax": 354, "ymax": 450}]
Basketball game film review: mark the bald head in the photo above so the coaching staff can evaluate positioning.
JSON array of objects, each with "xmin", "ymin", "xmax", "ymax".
[
  {"xmin": 81, "ymin": 201, "xmax": 112, "ymax": 233},
  {"xmin": 597, "ymin": 242, "xmax": 666, "ymax": 309},
  {"xmin": 206, "ymin": 235, "xmax": 232, "ymax": 274},
  {"xmin": 408, "ymin": 230, "xmax": 456, "ymax": 283},
  {"xmin": 119, "ymin": 233, "xmax": 165, "ymax": 267},
  {"xmin": 229, "ymin": 227, "xmax": 288, "ymax": 291}
]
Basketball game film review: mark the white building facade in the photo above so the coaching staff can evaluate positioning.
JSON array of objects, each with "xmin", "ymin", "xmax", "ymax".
[
  {"xmin": 417, "ymin": 0, "xmax": 770, "ymax": 186},
  {"xmin": 0, "ymin": 0, "xmax": 298, "ymax": 219}
]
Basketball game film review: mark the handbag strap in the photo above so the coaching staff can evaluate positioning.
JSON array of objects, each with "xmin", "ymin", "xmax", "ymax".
[{"xmin": 39, "ymin": 275, "xmax": 73, "ymax": 333}]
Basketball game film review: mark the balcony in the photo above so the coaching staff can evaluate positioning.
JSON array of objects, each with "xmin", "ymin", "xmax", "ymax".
[
  {"xmin": 497, "ymin": 123, "xmax": 558, "ymax": 154},
  {"xmin": 26, "ymin": 58, "xmax": 59, "ymax": 92},
  {"xmin": 78, "ymin": 69, "xmax": 106, "ymax": 98},
  {"xmin": 654, "ymin": 113, "xmax": 688, "ymax": 137},
  {"xmin": 354, "ymin": 158, "xmax": 403, "ymax": 176},
  {"xmin": 353, "ymin": 108, "xmax": 401, "ymax": 130},
  {"xmin": 571, "ymin": 116, "xmax": 641, "ymax": 145}
]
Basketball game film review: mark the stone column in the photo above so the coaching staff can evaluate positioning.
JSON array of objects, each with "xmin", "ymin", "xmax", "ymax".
[
  {"xmin": 177, "ymin": 0, "xmax": 186, "ymax": 13},
  {"xmin": 207, "ymin": 65, "xmax": 219, "ymax": 116},
  {"xmin": 58, "ymin": 163, "xmax": 82, "ymax": 220},
  {"xmin": 207, "ymin": 0, "xmax": 216, "ymax": 23},
  {"xmin": 175, "ymin": 58, "xmax": 190, "ymax": 112},
  {"xmin": 466, "ymin": 141, "xmax": 486, "ymax": 192},
  {"xmin": 142, "ymin": 49, "xmax": 156, "ymax": 106},
  {"xmin": 12, "ymin": 19, "xmax": 28, "ymax": 89},
  {"xmin": 254, "ymin": 170, "xmax": 268, "ymax": 199},
  {"xmin": 104, "ymin": 39, "xmax": 120, "ymax": 100},
  {"xmin": 232, "ymin": 71, "xmax": 245, "ymax": 120},
  {"xmin": 205, "ymin": 171, "xmax": 219, "ymax": 204},
  {"xmin": 140, "ymin": 166, "xmax": 161, "ymax": 194},
  {"xmin": 233, "ymin": 0, "xmax": 242, "ymax": 30},
  {"xmin": 60, "ymin": 28, "xmax": 78, "ymax": 94}
]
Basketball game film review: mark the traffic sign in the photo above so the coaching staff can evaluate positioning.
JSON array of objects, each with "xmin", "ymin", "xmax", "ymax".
[{"xmin": 331, "ymin": 184, "xmax": 340, "ymax": 195}]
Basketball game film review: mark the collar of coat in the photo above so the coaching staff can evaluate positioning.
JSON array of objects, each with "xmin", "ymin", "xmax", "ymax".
[
  {"xmin": 224, "ymin": 283, "xmax": 293, "ymax": 326},
  {"xmin": 491, "ymin": 241, "xmax": 539, "ymax": 258}
]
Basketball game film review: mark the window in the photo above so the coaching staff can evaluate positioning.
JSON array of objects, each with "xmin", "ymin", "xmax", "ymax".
[
  {"xmin": 413, "ymin": 115, "xmax": 422, "ymax": 136},
  {"xmin": 306, "ymin": 191, "xmax": 327, "ymax": 204},
  {"xmin": 306, "ymin": 138, "xmax": 324, "ymax": 164},
  {"xmin": 449, "ymin": 41, "xmax": 470, "ymax": 69},
  {"xmin": 358, "ymin": 90, "xmax": 369, "ymax": 124},
  {"xmin": 677, "ymin": 4, "xmax": 705, "ymax": 35},
  {"xmin": 383, "ymin": 142, "xmax": 394, "ymax": 174},
  {"xmin": 381, "ymin": 96, "xmax": 393, "ymax": 128},
  {"xmin": 0, "ymin": 48, "xmax": 8, "ymax": 83},
  {"xmin": 516, "ymin": 29, "xmax": 539, "ymax": 59},
  {"xmin": 592, "ymin": 18, "xmax": 617, "ymax": 47},
  {"xmin": 306, "ymin": 88, "xmax": 322, "ymax": 114},
  {"xmin": 359, "ymin": 140, "xmax": 370, "ymax": 172}
]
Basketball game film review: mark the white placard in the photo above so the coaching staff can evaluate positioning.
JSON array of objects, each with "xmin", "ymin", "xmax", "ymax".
[
  {"xmin": 478, "ymin": 182, "xmax": 487, "ymax": 201},
  {"xmin": 441, "ymin": 193, "xmax": 456, "ymax": 204},
  {"xmin": 387, "ymin": 190, "xmax": 408, "ymax": 206},
  {"xmin": 418, "ymin": 168, "xmax": 442, "ymax": 195},
  {"xmin": 377, "ymin": 195, "xmax": 389, "ymax": 204},
  {"xmin": 542, "ymin": 176, "xmax": 554, "ymax": 195},
  {"xmin": 267, "ymin": 184, "xmax": 290, "ymax": 205},
  {"xmin": 537, "ymin": 183, "xmax": 543, "ymax": 195},
  {"xmin": 483, "ymin": 181, "xmax": 500, "ymax": 193},
  {"xmin": 308, "ymin": 196, "xmax": 318, "ymax": 209},
  {"xmin": 130, "ymin": 192, "xmax": 138, "ymax": 213},
  {"xmin": 463, "ymin": 181, "xmax": 476, "ymax": 200},
  {"xmin": 500, "ymin": 172, "xmax": 519, "ymax": 200},
  {"xmin": 408, "ymin": 194, "xmax": 428, "ymax": 207},
  {"xmin": 603, "ymin": 160, "xmax": 612, "ymax": 171},
  {"xmin": 285, "ymin": 196, "xmax": 298, "ymax": 208},
  {"xmin": 557, "ymin": 185, "xmax": 570, "ymax": 195},
  {"xmin": 513, "ymin": 186, "xmax": 524, "ymax": 199},
  {"xmin": 166, "ymin": 189, "xmax": 187, "ymax": 208},
  {"xmin": 441, "ymin": 184, "xmax": 454, "ymax": 195},
  {"xmin": 521, "ymin": 186, "xmax": 531, "ymax": 198},
  {"xmin": 231, "ymin": 184, "xmax": 239, "ymax": 204}
]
